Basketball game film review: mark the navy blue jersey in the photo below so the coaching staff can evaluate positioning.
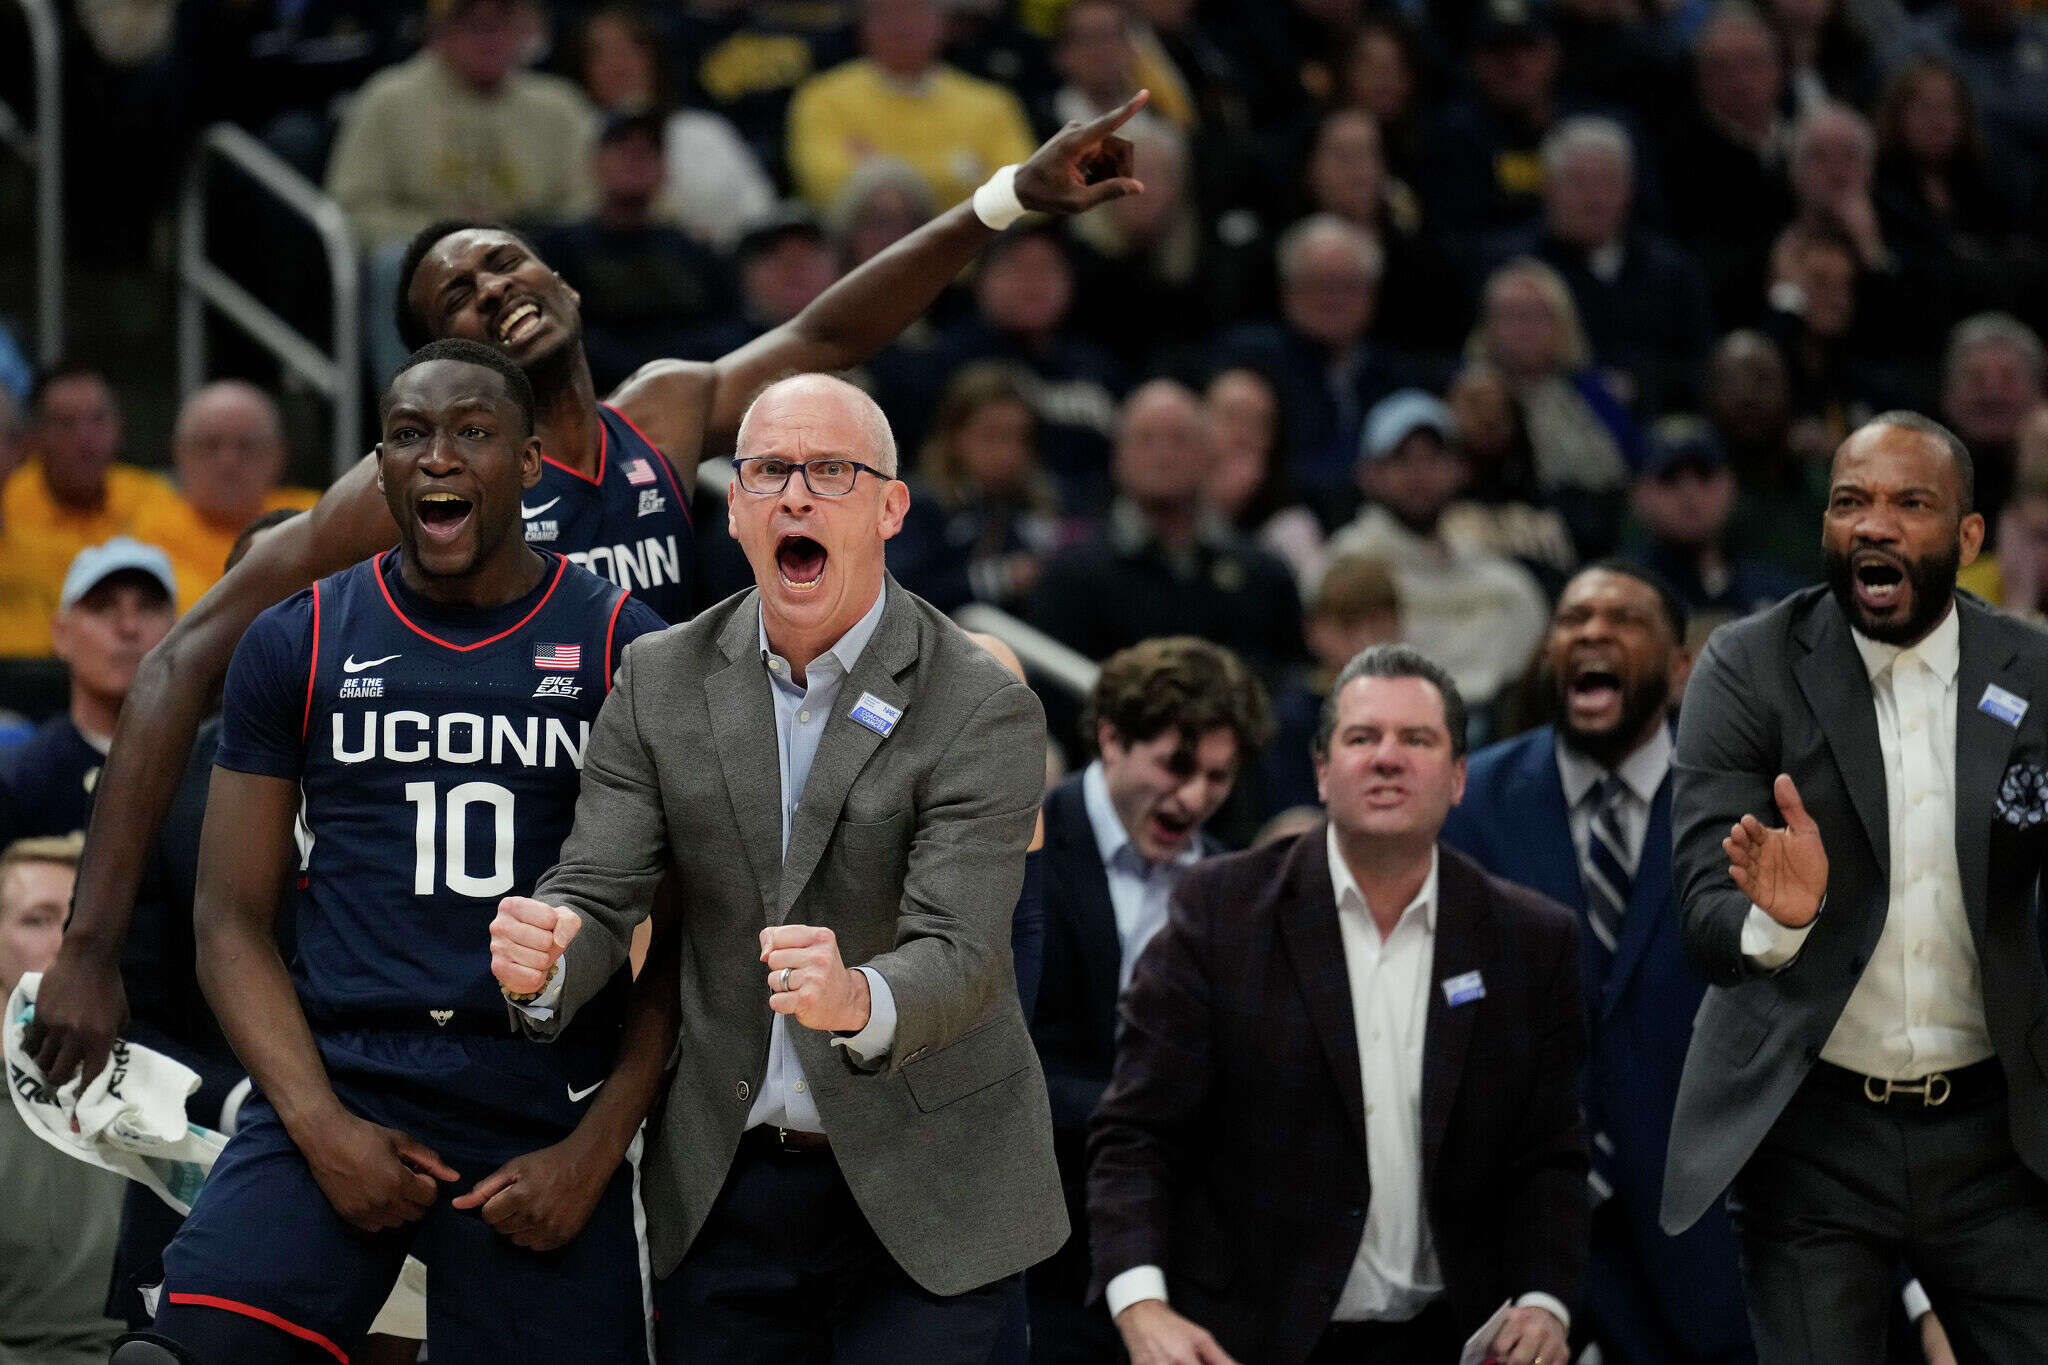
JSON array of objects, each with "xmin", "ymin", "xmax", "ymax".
[
  {"xmin": 215, "ymin": 550, "xmax": 665, "ymax": 1038},
  {"xmin": 523, "ymin": 402, "xmax": 693, "ymax": 624}
]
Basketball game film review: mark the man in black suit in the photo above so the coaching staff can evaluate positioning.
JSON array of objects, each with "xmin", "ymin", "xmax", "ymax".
[
  {"xmin": 1664, "ymin": 411, "xmax": 2048, "ymax": 1361},
  {"xmin": 1027, "ymin": 636, "xmax": 1272, "ymax": 1362},
  {"xmin": 1089, "ymin": 644, "xmax": 1587, "ymax": 1365}
]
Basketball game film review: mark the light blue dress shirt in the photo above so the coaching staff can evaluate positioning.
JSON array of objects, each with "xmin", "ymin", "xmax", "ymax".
[{"xmin": 744, "ymin": 588, "xmax": 899, "ymax": 1134}]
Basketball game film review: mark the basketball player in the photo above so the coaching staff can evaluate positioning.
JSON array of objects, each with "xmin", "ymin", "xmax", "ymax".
[
  {"xmin": 28, "ymin": 92, "xmax": 1151, "ymax": 1092},
  {"xmin": 115, "ymin": 341, "xmax": 670, "ymax": 1363}
]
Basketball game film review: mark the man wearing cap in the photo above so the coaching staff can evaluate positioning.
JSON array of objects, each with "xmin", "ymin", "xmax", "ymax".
[
  {"xmin": 0, "ymin": 539, "xmax": 176, "ymax": 849},
  {"xmin": 1324, "ymin": 389, "xmax": 1548, "ymax": 726},
  {"xmin": 1624, "ymin": 415, "xmax": 1803, "ymax": 640}
]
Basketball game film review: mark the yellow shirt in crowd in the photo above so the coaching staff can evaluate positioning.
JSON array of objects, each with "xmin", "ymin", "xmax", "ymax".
[
  {"xmin": 0, "ymin": 462, "xmax": 181, "ymax": 656},
  {"xmin": 132, "ymin": 485, "xmax": 321, "ymax": 614},
  {"xmin": 786, "ymin": 59, "xmax": 1036, "ymax": 213}
]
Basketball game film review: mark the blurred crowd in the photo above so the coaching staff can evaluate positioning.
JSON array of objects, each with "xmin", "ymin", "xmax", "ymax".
[{"xmin": 5, "ymin": 0, "xmax": 2048, "ymax": 764}]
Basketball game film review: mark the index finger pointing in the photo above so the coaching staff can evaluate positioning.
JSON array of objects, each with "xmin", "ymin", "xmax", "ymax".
[{"xmin": 1080, "ymin": 88, "xmax": 1150, "ymax": 140}]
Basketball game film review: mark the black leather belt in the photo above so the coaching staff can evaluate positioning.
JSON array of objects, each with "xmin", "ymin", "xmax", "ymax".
[
  {"xmin": 743, "ymin": 1125, "xmax": 833, "ymax": 1156},
  {"xmin": 1812, "ymin": 1058, "xmax": 2003, "ymax": 1109}
]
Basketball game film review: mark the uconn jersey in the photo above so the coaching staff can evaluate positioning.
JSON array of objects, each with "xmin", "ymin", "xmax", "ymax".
[
  {"xmin": 524, "ymin": 402, "xmax": 693, "ymax": 623},
  {"xmin": 214, "ymin": 549, "xmax": 666, "ymax": 1039}
]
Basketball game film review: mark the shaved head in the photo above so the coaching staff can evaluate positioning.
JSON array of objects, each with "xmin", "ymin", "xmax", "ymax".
[{"xmin": 738, "ymin": 373, "xmax": 899, "ymax": 477}]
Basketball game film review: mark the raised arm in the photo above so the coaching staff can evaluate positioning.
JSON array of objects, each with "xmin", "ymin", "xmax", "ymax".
[
  {"xmin": 26, "ymin": 459, "xmax": 397, "ymax": 1087},
  {"xmin": 609, "ymin": 93, "xmax": 1152, "ymax": 463},
  {"xmin": 196, "ymin": 768, "xmax": 456, "ymax": 1231}
]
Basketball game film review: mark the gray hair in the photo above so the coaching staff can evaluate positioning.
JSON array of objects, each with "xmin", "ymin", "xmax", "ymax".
[
  {"xmin": 1541, "ymin": 115, "xmax": 1633, "ymax": 180},
  {"xmin": 1313, "ymin": 643, "xmax": 1469, "ymax": 760},
  {"xmin": 736, "ymin": 373, "xmax": 900, "ymax": 478},
  {"xmin": 1277, "ymin": 212, "xmax": 1385, "ymax": 288},
  {"xmin": 1944, "ymin": 311, "xmax": 2047, "ymax": 390}
]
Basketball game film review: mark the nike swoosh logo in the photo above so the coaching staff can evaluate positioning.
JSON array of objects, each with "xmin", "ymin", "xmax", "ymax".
[
  {"xmin": 522, "ymin": 497, "xmax": 561, "ymax": 518},
  {"xmin": 567, "ymin": 1080, "xmax": 603, "ymax": 1103},
  {"xmin": 343, "ymin": 654, "xmax": 400, "ymax": 673}
]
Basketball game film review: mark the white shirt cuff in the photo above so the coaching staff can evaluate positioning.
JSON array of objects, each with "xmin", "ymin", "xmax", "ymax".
[
  {"xmin": 831, "ymin": 966, "xmax": 896, "ymax": 1061},
  {"xmin": 218, "ymin": 1076, "xmax": 254, "ymax": 1136},
  {"xmin": 1516, "ymin": 1291, "xmax": 1571, "ymax": 1337},
  {"xmin": 1740, "ymin": 900, "xmax": 1819, "ymax": 969},
  {"xmin": 1105, "ymin": 1265, "xmax": 1170, "ymax": 1318},
  {"xmin": 511, "ymin": 960, "xmax": 565, "ymax": 1021},
  {"xmin": 1902, "ymin": 1277, "xmax": 1933, "ymax": 1323}
]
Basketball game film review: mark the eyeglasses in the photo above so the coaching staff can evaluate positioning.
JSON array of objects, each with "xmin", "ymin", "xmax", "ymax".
[{"xmin": 731, "ymin": 457, "xmax": 890, "ymax": 497}]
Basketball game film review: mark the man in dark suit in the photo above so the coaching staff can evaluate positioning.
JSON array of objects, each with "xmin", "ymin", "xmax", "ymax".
[
  {"xmin": 1444, "ymin": 561, "xmax": 1755, "ymax": 1364},
  {"xmin": 1664, "ymin": 412, "xmax": 2048, "ymax": 1362},
  {"xmin": 1027, "ymin": 636, "xmax": 1272, "ymax": 1362},
  {"xmin": 493, "ymin": 374, "xmax": 1066, "ymax": 1363},
  {"xmin": 1089, "ymin": 644, "xmax": 1587, "ymax": 1365}
]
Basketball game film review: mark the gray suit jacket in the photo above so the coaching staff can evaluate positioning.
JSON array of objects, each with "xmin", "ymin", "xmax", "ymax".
[
  {"xmin": 1662, "ymin": 585, "xmax": 2048, "ymax": 1233},
  {"xmin": 529, "ymin": 576, "xmax": 1069, "ymax": 1292}
]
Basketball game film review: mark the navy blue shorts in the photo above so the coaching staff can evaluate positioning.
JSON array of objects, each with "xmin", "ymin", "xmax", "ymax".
[{"xmin": 154, "ymin": 1029, "xmax": 650, "ymax": 1364}]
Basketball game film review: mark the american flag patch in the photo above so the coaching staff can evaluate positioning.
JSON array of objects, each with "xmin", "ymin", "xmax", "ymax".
[
  {"xmin": 622, "ymin": 458, "xmax": 656, "ymax": 486},
  {"xmin": 533, "ymin": 643, "xmax": 581, "ymax": 670}
]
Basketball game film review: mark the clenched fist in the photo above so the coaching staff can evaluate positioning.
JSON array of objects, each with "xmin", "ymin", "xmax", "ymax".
[{"xmin": 491, "ymin": 897, "xmax": 582, "ymax": 997}]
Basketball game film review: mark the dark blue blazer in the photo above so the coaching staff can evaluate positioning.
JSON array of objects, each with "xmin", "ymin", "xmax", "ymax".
[{"xmin": 1443, "ymin": 726, "xmax": 1752, "ymax": 1363}]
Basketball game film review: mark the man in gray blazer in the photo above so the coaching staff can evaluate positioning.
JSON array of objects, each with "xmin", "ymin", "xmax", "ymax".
[
  {"xmin": 1663, "ymin": 411, "xmax": 2048, "ymax": 1362},
  {"xmin": 489, "ymin": 373, "xmax": 1066, "ymax": 1363}
]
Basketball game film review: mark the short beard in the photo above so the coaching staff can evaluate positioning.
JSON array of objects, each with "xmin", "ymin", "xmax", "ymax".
[
  {"xmin": 1824, "ymin": 539, "xmax": 1961, "ymax": 646},
  {"xmin": 1556, "ymin": 671, "xmax": 1671, "ymax": 771}
]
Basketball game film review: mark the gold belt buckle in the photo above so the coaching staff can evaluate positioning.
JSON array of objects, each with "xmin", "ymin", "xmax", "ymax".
[{"xmin": 1863, "ymin": 1072, "xmax": 1951, "ymax": 1106}]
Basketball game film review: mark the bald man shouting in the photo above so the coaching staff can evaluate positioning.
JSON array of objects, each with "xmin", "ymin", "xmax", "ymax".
[{"xmin": 491, "ymin": 374, "xmax": 1062, "ymax": 1364}]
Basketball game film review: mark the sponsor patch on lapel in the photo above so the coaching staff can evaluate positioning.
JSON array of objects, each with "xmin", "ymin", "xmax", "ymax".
[
  {"xmin": 1441, "ymin": 970, "xmax": 1485, "ymax": 1008},
  {"xmin": 1980, "ymin": 683, "xmax": 2028, "ymax": 729},
  {"xmin": 849, "ymin": 691, "xmax": 902, "ymax": 737}
]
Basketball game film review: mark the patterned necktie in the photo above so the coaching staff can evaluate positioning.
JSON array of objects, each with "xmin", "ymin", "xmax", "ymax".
[{"xmin": 1582, "ymin": 774, "xmax": 1635, "ymax": 958}]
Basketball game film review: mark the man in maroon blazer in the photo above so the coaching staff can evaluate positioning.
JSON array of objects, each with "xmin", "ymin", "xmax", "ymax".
[{"xmin": 1087, "ymin": 643, "xmax": 1588, "ymax": 1365}]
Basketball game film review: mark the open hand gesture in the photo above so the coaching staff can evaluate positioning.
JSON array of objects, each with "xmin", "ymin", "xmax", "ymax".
[
  {"xmin": 1725, "ymin": 774, "xmax": 1828, "ymax": 927},
  {"xmin": 1014, "ymin": 90, "xmax": 1150, "ymax": 216}
]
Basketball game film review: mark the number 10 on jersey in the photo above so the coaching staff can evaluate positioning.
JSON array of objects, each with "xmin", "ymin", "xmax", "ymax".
[{"xmin": 405, "ymin": 780, "xmax": 516, "ymax": 897}]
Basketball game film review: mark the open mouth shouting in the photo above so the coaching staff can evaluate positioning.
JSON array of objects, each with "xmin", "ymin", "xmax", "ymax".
[
  {"xmin": 1566, "ymin": 657, "xmax": 1625, "ymax": 731},
  {"xmin": 1850, "ymin": 548, "xmax": 1909, "ymax": 617},
  {"xmin": 416, "ymin": 489, "xmax": 476, "ymax": 545},
  {"xmin": 1147, "ymin": 806, "xmax": 1195, "ymax": 853},
  {"xmin": 776, "ymin": 534, "xmax": 828, "ymax": 593}
]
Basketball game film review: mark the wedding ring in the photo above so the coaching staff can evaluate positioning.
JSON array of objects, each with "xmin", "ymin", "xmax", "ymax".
[{"xmin": 779, "ymin": 967, "xmax": 794, "ymax": 993}]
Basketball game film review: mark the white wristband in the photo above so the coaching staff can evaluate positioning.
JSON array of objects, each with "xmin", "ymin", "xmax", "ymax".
[{"xmin": 972, "ymin": 164, "xmax": 1027, "ymax": 230}]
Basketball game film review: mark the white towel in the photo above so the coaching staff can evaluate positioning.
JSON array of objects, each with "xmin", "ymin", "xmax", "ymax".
[{"xmin": 5, "ymin": 971, "xmax": 226, "ymax": 1214}]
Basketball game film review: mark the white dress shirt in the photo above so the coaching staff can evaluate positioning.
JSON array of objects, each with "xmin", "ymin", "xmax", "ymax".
[
  {"xmin": 1740, "ymin": 607, "xmax": 1994, "ymax": 1079},
  {"xmin": 1105, "ymin": 832, "xmax": 1569, "ymax": 1335},
  {"xmin": 1555, "ymin": 724, "xmax": 1671, "ymax": 875},
  {"xmin": 1080, "ymin": 760, "xmax": 1202, "ymax": 991},
  {"xmin": 1328, "ymin": 830, "xmax": 1444, "ymax": 1322}
]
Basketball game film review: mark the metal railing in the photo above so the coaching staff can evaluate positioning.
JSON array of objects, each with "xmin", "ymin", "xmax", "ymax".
[
  {"xmin": 953, "ymin": 604, "xmax": 1099, "ymax": 702},
  {"xmin": 2, "ymin": 0, "xmax": 62, "ymax": 363},
  {"xmin": 178, "ymin": 122, "xmax": 361, "ymax": 479}
]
